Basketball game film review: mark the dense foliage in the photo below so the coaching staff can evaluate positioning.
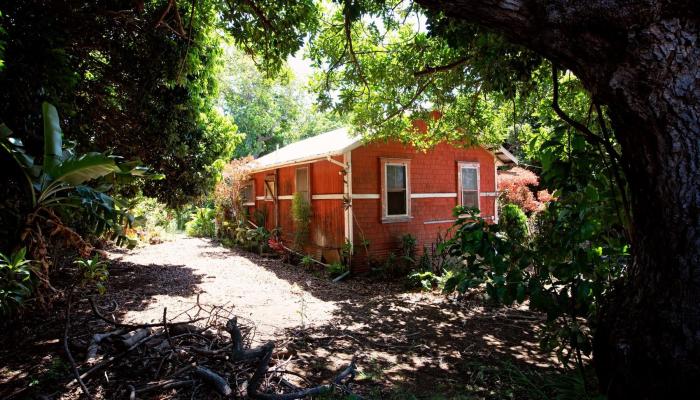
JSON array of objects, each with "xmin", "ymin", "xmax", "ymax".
[
  {"xmin": 185, "ymin": 207, "xmax": 217, "ymax": 238},
  {"xmin": 304, "ymin": 2, "xmax": 632, "ymax": 382},
  {"xmin": 498, "ymin": 167, "xmax": 552, "ymax": 213},
  {"xmin": 499, "ymin": 204, "xmax": 528, "ymax": 242},
  {"xmin": 1, "ymin": 102, "xmax": 161, "ymax": 305},
  {"xmin": 219, "ymin": 47, "xmax": 345, "ymax": 158},
  {"xmin": 0, "ymin": 0, "xmax": 323, "ymax": 206}
]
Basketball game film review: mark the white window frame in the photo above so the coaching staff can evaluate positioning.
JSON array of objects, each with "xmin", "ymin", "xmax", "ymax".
[
  {"xmin": 242, "ymin": 180, "xmax": 255, "ymax": 206},
  {"xmin": 381, "ymin": 158, "xmax": 411, "ymax": 222},
  {"xmin": 458, "ymin": 162, "xmax": 480, "ymax": 210},
  {"xmin": 294, "ymin": 166, "xmax": 311, "ymax": 203},
  {"xmin": 264, "ymin": 175, "xmax": 276, "ymax": 201}
]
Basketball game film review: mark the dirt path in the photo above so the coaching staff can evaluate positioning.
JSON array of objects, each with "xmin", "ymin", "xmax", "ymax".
[
  {"xmin": 1, "ymin": 236, "xmax": 560, "ymax": 399},
  {"xmin": 104, "ymin": 236, "xmax": 558, "ymax": 395},
  {"xmin": 107, "ymin": 236, "xmax": 339, "ymax": 340}
]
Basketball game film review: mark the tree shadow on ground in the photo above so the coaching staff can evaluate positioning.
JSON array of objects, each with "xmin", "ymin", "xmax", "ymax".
[
  {"xmin": 0, "ymin": 256, "xmax": 204, "ymax": 399},
  {"xmin": 231, "ymin": 248, "xmax": 562, "ymax": 398}
]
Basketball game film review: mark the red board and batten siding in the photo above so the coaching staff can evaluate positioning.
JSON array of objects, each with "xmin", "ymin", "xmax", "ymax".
[
  {"xmin": 249, "ymin": 157, "xmax": 346, "ymax": 256},
  {"xmin": 350, "ymin": 141, "xmax": 497, "ymax": 271},
  {"xmin": 247, "ymin": 141, "xmax": 498, "ymax": 273}
]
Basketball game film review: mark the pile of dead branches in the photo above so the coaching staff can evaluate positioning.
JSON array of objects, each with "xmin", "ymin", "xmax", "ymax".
[{"xmin": 63, "ymin": 295, "xmax": 358, "ymax": 399}]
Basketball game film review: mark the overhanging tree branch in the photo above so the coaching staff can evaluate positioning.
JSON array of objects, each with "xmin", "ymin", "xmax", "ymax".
[
  {"xmin": 343, "ymin": 4, "xmax": 370, "ymax": 94},
  {"xmin": 414, "ymin": 57, "xmax": 468, "ymax": 77},
  {"xmin": 551, "ymin": 63, "xmax": 622, "ymax": 165}
]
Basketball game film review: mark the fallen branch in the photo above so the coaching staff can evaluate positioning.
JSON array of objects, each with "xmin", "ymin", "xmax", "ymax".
[
  {"xmin": 64, "ymin": 298, "xmax": 361, "ymax": 399},
  {"xmin": 86, "ymin": 329, "xmax": 123, "ymax": 363},
  {"xmin": 136, "ymin": 379, "xmax": 195, "ymax": 394},
  {"xmin": 194, "ymin": 366, "xmax": 232, "ymax": 396},
  {"xmin": 89, "ymin": 296, "xmax": 205, "ymax": 329}
]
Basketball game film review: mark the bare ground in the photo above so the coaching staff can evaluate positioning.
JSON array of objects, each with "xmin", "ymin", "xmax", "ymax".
[{"xmin": 1, "ymin": 236, "xmax": 561, "ymax": 399}]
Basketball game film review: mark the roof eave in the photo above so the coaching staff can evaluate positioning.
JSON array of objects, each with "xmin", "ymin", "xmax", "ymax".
[
  {"xmin": 495, "ymin": 146, "xmax": 518, "ymax": 166},
  {"xmin": 248, "ymin": 139, "xmax": 363, "ymax": 174}
]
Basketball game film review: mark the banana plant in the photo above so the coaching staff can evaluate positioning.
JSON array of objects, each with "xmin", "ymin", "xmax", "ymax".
[{"xmin": 0, "ymin": 102, "xmax": 163, "ymax": 293}]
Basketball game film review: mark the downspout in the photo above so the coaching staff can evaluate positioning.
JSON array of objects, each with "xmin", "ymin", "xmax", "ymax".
[
  {"xmin": 274, "ymin": 168, "xmax": 279, "ymax": 230},
  {"xmin": 342, "ymin": 152, "xmax": 353, "ymax": 251}
]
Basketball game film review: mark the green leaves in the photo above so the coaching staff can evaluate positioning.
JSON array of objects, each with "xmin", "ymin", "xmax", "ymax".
[
  {"xmin": 0, "ymin": 247, "xmax": 35, "ymax": 315},
  {"xmin": 42, "ymin": 102, "xmax": 64, "ymax": 175},
  {"xmin": 440, "ymin": 192, "xmax": 629, "ymax": 368},
  {"xmin": 49, "ymin": 153, "xmax": 120, "ymax": 186},
  {"xmin": 74, "ymin": 254, "xmax": 109, "ymax": 295},
  {"xmin": 308, "ymin": 1, "xmax": 544, "ymax": 147}
]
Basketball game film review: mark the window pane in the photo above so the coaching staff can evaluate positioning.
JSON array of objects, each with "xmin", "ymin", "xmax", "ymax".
[
  {"xmin": 387, "ymin": 190, "xmax": 406, "ymax": 215},
  {"xmin": 462, "ymin": 191, "xmax": 479, "ymax": 208},
  {"xmin": 296, "ymin": 168, "xmax": 309, "ymax": 192},
  {"xmin": 387, "ymin": 165, "xmax": 406, "ymax": 190},
  {"xmin": 461, "ymin": 167, "xmax": 477, "ymax": 190}
]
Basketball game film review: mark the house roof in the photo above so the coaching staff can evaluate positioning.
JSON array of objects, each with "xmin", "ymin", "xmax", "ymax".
[
  {"xmin": 493, "ymin": 146, "xmax": 518, "ymax": 166},
  {"xmin": 249, "ymin": 127, "xmax": 361, "ymax": 172},
  {"xmin": 248, "ymin": 127, "xmax": 517, "ymax": 172}
]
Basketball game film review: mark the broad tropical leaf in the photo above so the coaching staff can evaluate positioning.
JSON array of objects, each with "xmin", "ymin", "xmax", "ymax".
[
  {"xmin": 50, "ymin": 153, "xmax": 120, "ymax": 186},
  {"xmin": 42, "ymin": 102, "xmax": 63, "ymax": 175},
  {"xmin": 0, "ymin": 123, "xmax": 35, "ymax": 170}
]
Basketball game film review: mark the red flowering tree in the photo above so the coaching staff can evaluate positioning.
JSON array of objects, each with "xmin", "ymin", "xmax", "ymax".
[{"xmin": 497, "ymin": 167, "xmax": 552, "ymax": 214}]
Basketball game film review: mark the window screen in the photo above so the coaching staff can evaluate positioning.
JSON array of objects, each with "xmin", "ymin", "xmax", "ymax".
[
  {"xmin": 295, "ymin": 167, "xmax": 310, "ymax": 202},
  {"xmin": 386, "ymin": 164, "xmax": 407, "ymax": 216},
  {"xmin": 461, "ymin": 166, "xmax": 479, "ymax": 208},
  {"xmin": 241, "ymin": 182, "xmax": 254, "ymax": 204}
]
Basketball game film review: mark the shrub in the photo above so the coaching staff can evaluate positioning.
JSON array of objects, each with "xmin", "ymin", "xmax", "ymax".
[
  {"xmin": 213, "ymin": 157, "xmax": 254, "ymax": 238},
  {"xmin": 291, "ymin": 192, "xmax": 311, "ymax": 250},
  {"xmin": 0, "ymin": 247, "xmax": 34, "ymax": 315},
  {"xmin": 441, "ymin": 203, "xmax": 628, "ymax": 368},
  {"xmin": 128, "ymin": 196, "xmax": 178, "ymax": 243},
  {"xmin": 498, "ymin": 167, "xmax": 553, "ymax": 213},
  {"xmin": 301, "ymin": 255, "xmax": 315, "ymax": 268},
  {"xmin": 499, "ymin": 204, "xmax": 529, "ymax": 242},
  {"xmin": 74, "ymin": 254, "xmax": 109, "ymax": 295},
  {"xmin": 400, "ymin": 233, "xmax": 417, "ymax": 263},
  {"xmin": 234, "ymin": 225, "xmax": 271, "ymax": 253},
  {"xmin": 326, "ymin": 261, "xmax": 347, "ymax": 278},
  {"xmin": 185, "ymin": 207, "xmax": 217, "ymax": 238}
]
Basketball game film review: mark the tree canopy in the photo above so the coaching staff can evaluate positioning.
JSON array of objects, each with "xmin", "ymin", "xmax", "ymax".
[
  {"xmin": 219, "ymin": 46, "xmax": 345, "ymax": 158},
  {"xmin": 0, "ymin": 0, "xmax": 697, "ymax": 397}
]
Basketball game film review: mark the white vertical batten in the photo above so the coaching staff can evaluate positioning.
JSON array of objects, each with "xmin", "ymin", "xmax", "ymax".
[
  {"xmin": 343, "ymin": 151, "xmax": 353, "ymax": 250},
  {"xmin": 494, "ymin": 153, "xmax": 499, "ymax": 223}
]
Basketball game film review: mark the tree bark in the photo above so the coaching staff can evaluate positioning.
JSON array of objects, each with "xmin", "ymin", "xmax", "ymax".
[{"xmin": 415, "ymin": 0, "xmax": 700, "ymax": 397}]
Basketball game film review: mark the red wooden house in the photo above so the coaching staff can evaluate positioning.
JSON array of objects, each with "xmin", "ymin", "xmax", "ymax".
[{"xmin": 243, "ymin": 128, "xmax": 517, "ymax": 271}]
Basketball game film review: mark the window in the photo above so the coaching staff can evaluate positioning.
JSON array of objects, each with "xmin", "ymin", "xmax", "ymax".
[
  {"xmin": 264, "ymin": 175, "xmax": 276, "ymax": 201},
  {"xmin": 459, "ymin": 162, "xmax": 480, "ymax": 209},
  {"xmin": 241, "ymin": 181, "xmax": 255, "ymax": 206},
  {"xmin": 381, "ymin": 159, "xmax": 411, "ymax": 220},
  {"xmin": 295, "ymin": 166, "xmax": 310, "ymax": 202}
]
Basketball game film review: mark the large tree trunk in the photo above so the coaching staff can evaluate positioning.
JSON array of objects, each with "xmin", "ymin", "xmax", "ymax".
[
  {"xmin": 416, "ymin": 0, "xmax": 700, "ymax": 397},
  {"xmin": 592, "ymin": 18, "xmax": 700, "ymax": 398}
]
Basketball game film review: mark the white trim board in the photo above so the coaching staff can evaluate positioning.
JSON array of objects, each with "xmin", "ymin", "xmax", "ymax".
[
  {"xmin": 277, "ymin": 195, "xmax": 294, "ymax": 200},
  {"xmin": 312, "ymin": 194, "xmax": 345, "ymax": 200},
  {"xmin": 480, "ymin": 192, "xmax": 498, "ymax": 196},
  {"xmin": 410, "ymin": 193, "xmax": 457, "ymax": 199},
  {"xmin": 424, "ymin": 219, "xmax": 456, "ymax": 225},
  {"xmin": 350, "ymin": 193, "xmax": 460, "ymax": 199}
]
